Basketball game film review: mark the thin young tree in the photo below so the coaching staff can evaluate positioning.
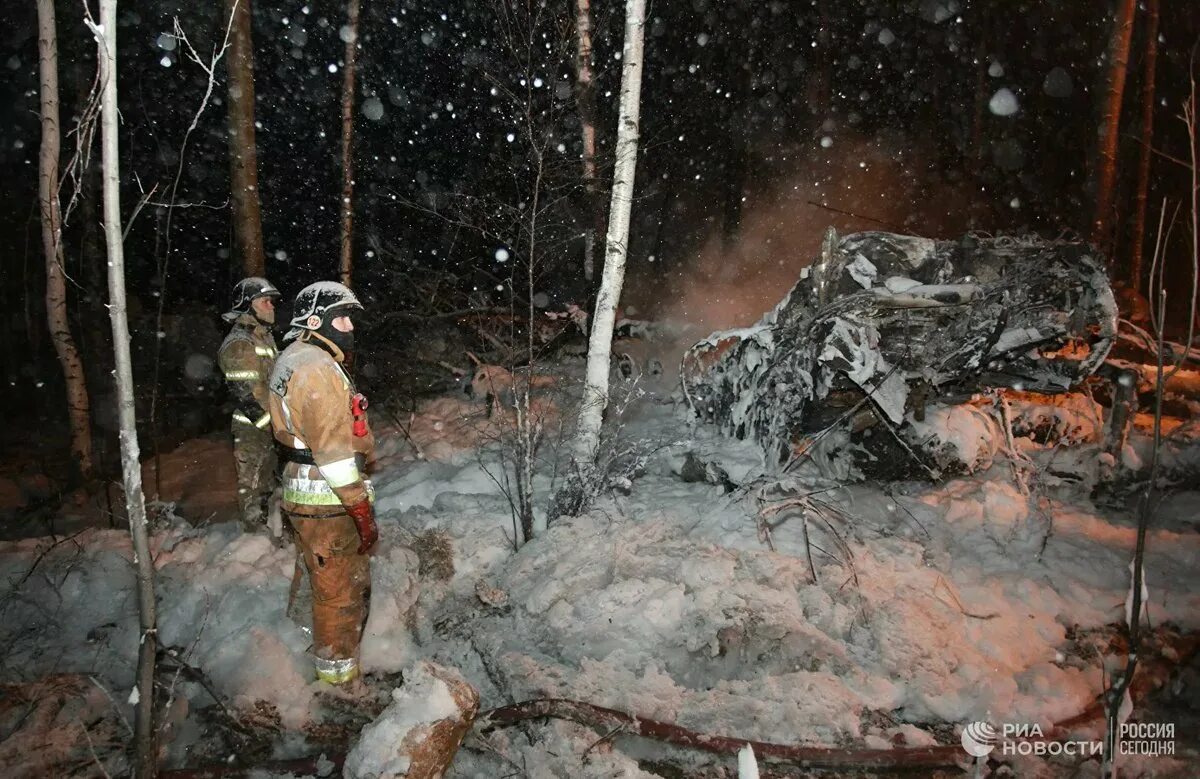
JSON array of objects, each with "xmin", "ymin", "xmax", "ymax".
[
  {"xmin": 570, "ymin": 0, "xmax": 646, "ymax": 479},
  {"xmin": 224, "ymin": 0, "xmax": 266, "ymax": 277},
  {"xmin": 87, "ymin": 2, "xmax": 159, "ymax": 774},
  {"xmin": 1104, "ymin": 73, "xmax": 1199, "ymax": 777},
  {"xmin": 573, "ymin": 0, "xmax": 602, "ymax": 286},
  {"xmin": 38, "ymin": 0, "xmax": 94, "ymax": 480},
  {"xmin": 1093, "ymin": 0, "xmax": 1137, "ymax": 258},
  {"xmin": 338, "ymin": 0, "xmax": 362, "ymax": 286},
  {"xmin": 1129, "ymin": 0, "xmax": 1160, "ymax": 295}
]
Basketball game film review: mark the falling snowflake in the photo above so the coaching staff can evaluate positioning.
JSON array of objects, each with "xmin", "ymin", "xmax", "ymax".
[
  {"xmin": 362, "ymin": 97, "xmax": 385, "ymax": 121},
  {"xmin": 988, "ymin": 88, "xmax": 1019, "ymax": 116}
]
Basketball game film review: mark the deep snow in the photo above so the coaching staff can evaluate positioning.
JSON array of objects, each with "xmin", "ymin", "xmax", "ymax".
[{"xmin": 0, "ymin": 384, "xmax": 1197, "ymax": 777}]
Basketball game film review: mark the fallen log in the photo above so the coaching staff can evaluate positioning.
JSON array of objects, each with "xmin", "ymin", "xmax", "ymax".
[
  {"xmin": 344, "ymin": 661, "xmax": 480, "ymax": 779},
  {"xmin": 478, "ymin": 698, "xmax": 964, "ymax": 769}
]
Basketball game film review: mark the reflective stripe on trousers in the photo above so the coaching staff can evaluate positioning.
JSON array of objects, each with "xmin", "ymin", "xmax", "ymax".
[
  {"xmin": 233, "ymin": 411, "xmax": 271, "ymax": 429},
  {"xmin": 314, "ymin": 655, "xmax": 359, "ymax": 684}
]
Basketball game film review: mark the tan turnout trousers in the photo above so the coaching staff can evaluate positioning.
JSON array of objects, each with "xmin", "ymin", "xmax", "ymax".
[{"xmin": 286, "ymin": 515, "xmax": 370, "ymax": 683}]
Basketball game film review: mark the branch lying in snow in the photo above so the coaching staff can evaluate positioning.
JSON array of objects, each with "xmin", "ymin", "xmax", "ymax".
[
  {"xmin": 1118, "ymin": 325, "xmax": 1200, "ymax": 366},
  {"xmin": 157, "ymin": 754, "xmax": 345, "ymax": 779},
  {"xmin": 933, "ymin": 575, "xmax": 999, "ymax": 620},
  {"xmin": 88, "ymin": 675, "xmax": 133, "ymax": 736},
  {"xmin": 156, "ymin": 647, "xmax": 252, "ymax": 738},
  {"xmin": 477, "ymin": 698, "xmax": 965, "ymax": 769},
  {"xmin": 2, "ymin": 529, "xmax": 86, "ymax": 595},
  {"xmin": 476, "ymin": 630, "xmax": 1200, "ymax": 772}
]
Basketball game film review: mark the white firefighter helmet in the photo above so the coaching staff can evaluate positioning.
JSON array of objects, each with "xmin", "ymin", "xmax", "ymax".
[
  {"xmin": 224, "ymin": 277, "xmax": 281, "ymax": 322},
  {"xmin": 284, "ymin": 281, "xmax": 364, "ymax": 340}
]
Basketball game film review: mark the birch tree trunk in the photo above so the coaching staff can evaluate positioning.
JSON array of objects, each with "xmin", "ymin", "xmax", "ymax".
[
  {"xmin": 90, "ymin": 3, "xmax": 159, "ymax": 774},
  {"xmin": 1093, "ymin": 0, "xmax": 1137, "ymax": 258},
  {"xmin": 1129, "ymin": 0, "xmax": 1160, "ymax": 294},
  {"xmin": 573, "ymin": 0, "xmax": 601, "ymax": 285},
  {"xmin": 338, "ymin": 0, "xmax": 361, "ymax": 287},
  {"xmin": 572, "ymin": 0, "xmax": 646, "ymax": 467},
  {"xmin": 224, "ymin": 0, "xmax": 266, "ymax": 277},
  {"xmin": 39, "ymin": 0, "xmax": 94, "ymax": 481}
]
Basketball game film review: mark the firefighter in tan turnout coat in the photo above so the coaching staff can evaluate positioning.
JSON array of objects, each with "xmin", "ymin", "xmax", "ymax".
[
  {"xmin": 218, "ymin": 277, "xmax": 282, "ymax": 533},
  {"xmin": 268, "ymin": 281, "xmax": 378, "ymax": 685}
]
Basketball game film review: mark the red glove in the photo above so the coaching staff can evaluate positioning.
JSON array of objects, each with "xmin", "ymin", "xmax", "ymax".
[{"xmin": 346, "ymin": 498, "xmax": 378, "ymax": 555}]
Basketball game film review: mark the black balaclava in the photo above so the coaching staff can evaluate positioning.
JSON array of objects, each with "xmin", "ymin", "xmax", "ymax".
[{"xmin": 316, "ymin": 309, "xmax": 354, "ymax": 359}]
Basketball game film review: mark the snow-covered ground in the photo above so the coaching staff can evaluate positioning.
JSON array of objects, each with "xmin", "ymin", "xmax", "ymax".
[{"xmin": 0, "ymin": 381, "xmax": 1197, "ymax": 777}]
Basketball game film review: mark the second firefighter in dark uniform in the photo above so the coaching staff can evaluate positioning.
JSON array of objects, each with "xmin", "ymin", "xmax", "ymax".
[{"xmin": 217, "ymin": 277, "xmax": 282, "ymax": 533}]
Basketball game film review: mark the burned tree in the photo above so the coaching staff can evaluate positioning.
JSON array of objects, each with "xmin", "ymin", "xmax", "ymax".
[{"xmin": 683, "ymin": 230, "xmax": 1118, "ymax": 469}]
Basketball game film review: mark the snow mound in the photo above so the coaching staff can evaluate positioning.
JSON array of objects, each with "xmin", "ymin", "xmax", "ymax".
[{"xmin": 361, "ymin": 542, "xmax": 421, "ymax": 673}]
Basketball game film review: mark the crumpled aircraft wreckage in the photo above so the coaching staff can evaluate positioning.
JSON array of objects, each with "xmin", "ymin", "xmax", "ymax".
[{"xmin": 682, "ymin": 229, "xmax": 1118, "ymax": 475}]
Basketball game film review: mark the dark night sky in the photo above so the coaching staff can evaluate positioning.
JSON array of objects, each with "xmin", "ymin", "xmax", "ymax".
[{"xmin": 0, "ymin": 0, "xmax": 1197, "ymax": 424}]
